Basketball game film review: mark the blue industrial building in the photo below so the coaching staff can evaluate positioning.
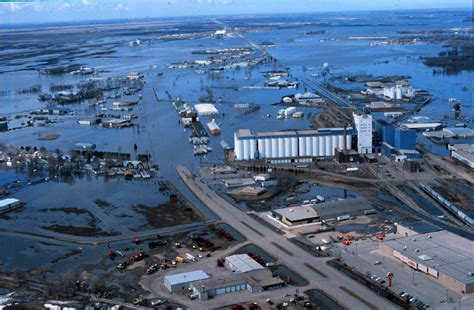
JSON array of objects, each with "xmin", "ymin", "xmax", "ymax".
[
  {"xmin": 376, "ymin": 120, "xmax": 394, "ymax": 146},
  {"xmin": 377, "ymin": 120, "xmax": 419, "ymax": 160},
  {"xmin": 394, "ymin": 127, "xmax": 416, "ymax": 150}
]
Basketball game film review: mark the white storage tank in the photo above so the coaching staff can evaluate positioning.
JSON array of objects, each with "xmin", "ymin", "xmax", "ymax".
[
  {"xmin": 258, "ymin": 139, "xmax": 265, "ymax": 158},
  {"xmin": 243, "ymin": 139, "xmax": 250, "ymax": 160},
  {"xmin": 265, "ymin": 139, "xmax": 272, "ymax": 158},
  {"xmin": 338, "ymin": 135, "xmax": 344, "ymax": 149},
  {"xmin": 234, "ymin": 134, "xmax": 243, "ymax": 160},
  {"xmin": 318, "ymin": 136, "xmax": 324, "ymax": 156},
  {"xmin": 272, "ymin": 138, "xmax": 278, "ymax": 158},
  {"xmin": 250, "ymin": 139, "xmax": 257, "ymax": 159},
  {"xmin": 325, "ymin": 136, "xmax": 332, "ymax": 156},
  {"xmin": 305, "ymin": 136, "xmax": 312, "ymax": 156},
  {"xmin": 291, "ymin": 137, "xmax": 298, "ymax": 157},
  {"xmin": 346, "ymin": 135, "xmax": 352, "ymax": 149},
  {"xmin": 284, "ymin": 137, "xmax": 291, "ymax": 157},
  {"xmin": 331, "ymin": 135, "xmax": 338, "ymax": 155},
  {"xmin": 299, "ymin": 137, "xmax": 306, "ymax": 156},
  {"xmin": 278, "ymin": 138, "xmax": 285, "ymax": 157},
  {"xmin": 312, "ymin": 137, "xmax": 318, "ymax": 156}
]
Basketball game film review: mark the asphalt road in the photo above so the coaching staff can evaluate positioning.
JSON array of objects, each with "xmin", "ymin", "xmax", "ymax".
[{"xmin": 177, "ymin": 165, "xmax": 399, "ymax": 310}]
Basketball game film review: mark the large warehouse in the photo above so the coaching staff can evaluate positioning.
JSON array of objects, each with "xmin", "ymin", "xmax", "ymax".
[
  {"xmin": 379, "ymin": 230, "xmax": 474, "ymax": 294},
  {"xmin": 234, "ymin": 128, "xmax": 354, "ymax": 160}
]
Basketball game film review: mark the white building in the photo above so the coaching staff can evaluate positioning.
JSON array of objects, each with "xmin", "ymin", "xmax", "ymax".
[
  {"xmin": 449, "ymin": 144, "xmax": 474, "ymax": 169},
  {"xmin": 164, "ymin": 270, "xmax": 209, "ymax": 293},
  {"xmin": 353, "ymin": 112, "xmax": 373, "ymax": 154},
  {"xmin": 195, "ymin": 103, "xmax": 219, "ymax": 116},
  {"xmin": 225, "ymin": 254, "xmax": 264, "ymax": 273},
  {"xmin": 234, "ymin": 128, "xmax": 353, "ymax": 160}
]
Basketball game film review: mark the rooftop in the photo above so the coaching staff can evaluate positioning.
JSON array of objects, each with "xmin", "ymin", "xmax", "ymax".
[
  {"xmin": 164, "ymin": 270, "xmax": 209, "ymax": 285},
  {"xmin": 195, "ymin": 103, "xmax": 219, "ymax": 115},
  {"xmin": 275, "ymin": 206, "xmax": 319, "ymax": 222},
  {"xmin": 191, "ymin": 269, "xmax": 283, "ymax": 291},
  {"xmin": 314, "ymin": 198, "xmax": 373, "ymax": 219},
  {"xmin": 383, "ymin": 230, "xmax": 474, "ymax": 284},
  {"xmin": 225, "ymin": 254, "xmax": 264, "ymax": 273},
  {"xmin": 396, "ymin": 220, "xmax": 441, "ymax": 235},
  {"xmin": 236, "ymin": 128, "xmax": 354, "ymax": 139},
  {"xmin": 0, "ymin": 198, "xmax": 20, "ymax": 209}
]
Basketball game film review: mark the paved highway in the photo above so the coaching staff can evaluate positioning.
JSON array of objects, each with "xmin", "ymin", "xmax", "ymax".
[{"xmin": 177, "ymin": 165, "xmax": 399, "ymax": 310}]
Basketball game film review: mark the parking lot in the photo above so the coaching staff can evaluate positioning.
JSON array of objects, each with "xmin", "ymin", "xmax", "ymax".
[{"xmin": 334, "ymin": 237, "xmax": 474, "ymax": 309}]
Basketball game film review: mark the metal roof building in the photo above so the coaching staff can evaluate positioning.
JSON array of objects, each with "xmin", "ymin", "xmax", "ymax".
[
  {"xmin": 272, "ymin": 206, "xmax": 319, "ymax": 226},
  {"xmin": 190, "ymin": 269, "xmax": 285, "ymax": 300},
  {"xmin": 225, "ymin": 254, "xmax": 264, "ymax": 273},
  {"xmin": 164, "ymin": 270, "xmax": 209, "ymax": 293},
  {"xmin": 195, "ymin": 103, "xmax": 219, "ymax": 116},
  {"xmin": 379, "ymin": 230, "xmax": 474, "ymax": 294}
]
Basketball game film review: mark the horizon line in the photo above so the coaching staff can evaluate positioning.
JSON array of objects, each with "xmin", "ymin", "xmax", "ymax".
[{"xmin": 0, "ymin": 6, "xmax": 471, "ymax": 27}]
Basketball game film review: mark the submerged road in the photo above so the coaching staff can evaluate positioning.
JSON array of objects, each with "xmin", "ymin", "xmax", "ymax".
[
  {"xmin": 177, "ymin": 165, "xmax": 399, "ymax": 310},
  {"xmin": 0, "ymin": 221, "xmax": 209, "ymax": 246}
]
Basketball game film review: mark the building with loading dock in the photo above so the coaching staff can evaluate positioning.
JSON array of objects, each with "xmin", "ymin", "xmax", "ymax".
[
  {"xmin": 190, "ymin": 269, "xmax": 285, "ymax": 300},
  {"xmin": 379, "ymin": 230, "xmax": 474, "ymax": 294}
]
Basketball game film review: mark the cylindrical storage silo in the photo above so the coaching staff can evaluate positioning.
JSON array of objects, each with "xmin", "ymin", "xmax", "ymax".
[
  {"xmin": 258, "ymin": 139, "xmax": 265, "ymax": 158},
  {"xmin": 331, "ymin": 135, "xmax": 338, "ymax": 155},
  {"xmin": 347, "ymin": 135, "xmax": 352, "ymax": 150},
  {"xmin": 318, "ymin": 136, "xmax": 324, "ymax": 156},
  {"xmin": 265, "ymin": 139, "xmax": 271, "ymax": 158},
  {"xmin": 299, "ymin": 137, "xmax": 306, "ymax": 157},
  {"xmin": 250, "ymin": 139, "xmax": 256, "ymax": 159},
  {"xmin": 306, "ymin": 136, "xmax": 312, "ymax": 156},
  {"xmin": 243, "ymin": 139, "xmax": 250, "ymax": 160},
  {"xmin": 312, "ymin": 137, "xmax": 318, "ymax": 157},
  {"xmin": 272, "ymin": 138, "xmax": 278, "ymax": 158},
  {"xmin": 325, "ymin": 136, "xmax": 331, "ymax": 156},
  {"xmin": 284, "ymin": 137, "xmax": 291, "ymax": 157},
  {"xmin": 278, "ymin": 138, "xmax": 285, "ymax": 158},
  {"xmin": 291, "ymin": 137, "xmax": 298, "ymax": 157},
  {"xmin": 234, "ymin": 135, "xmax": 243, "ymax": 160},
  {"xmin": 338, "ymin": 135, "xmax": 344, "ymax": 150}
]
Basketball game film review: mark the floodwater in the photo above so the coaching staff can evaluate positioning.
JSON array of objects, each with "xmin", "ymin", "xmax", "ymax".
[{"xmin": 1, "ymin": 9, "xmax": 473, "ymax": 272}]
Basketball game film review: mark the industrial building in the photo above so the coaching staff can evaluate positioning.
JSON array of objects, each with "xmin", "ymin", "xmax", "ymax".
[
  {"xmin": 379, "ymin": 230, "xmax": 474, "ymax": 294},
  {"xmin": 190, "ymin": 269, "xmax": 285, "ymax": 300},
  {"xmin": 394, "ymin": 221, "xmax": 441, "ymax": 237},
  {"xmin": 376, "ymin": 120, "xmax": 419, "ymax": 160},
  {"xmin": 353, "ymin": 112, "xmax": 373, "ymax": 154},
  {"xmin": 449, "ymin": 144, "xmax": 474, "ymax": 169},
  {"xmin": 164, "ymin": 270, "xmax": 209, "ymax": 293},
  {"xmin": 234, "ymin": 128, "xmax": 353, "ymax": 160},
  {"xmin": 272, "ymin": 206, "xmax": 320, "ymax": 226},
  {"xmin": 194, "ymin": 103, "xmax": 219, "ymax": 116},
  {"xmin": 225, "ymin": 254, "xmax": 264, "ymax": 273}
]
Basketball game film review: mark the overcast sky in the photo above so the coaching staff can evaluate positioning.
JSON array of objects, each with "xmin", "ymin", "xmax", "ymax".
[{"xmin": 0, "ymin": 0, "xmax": 471, "ymax": 24}]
